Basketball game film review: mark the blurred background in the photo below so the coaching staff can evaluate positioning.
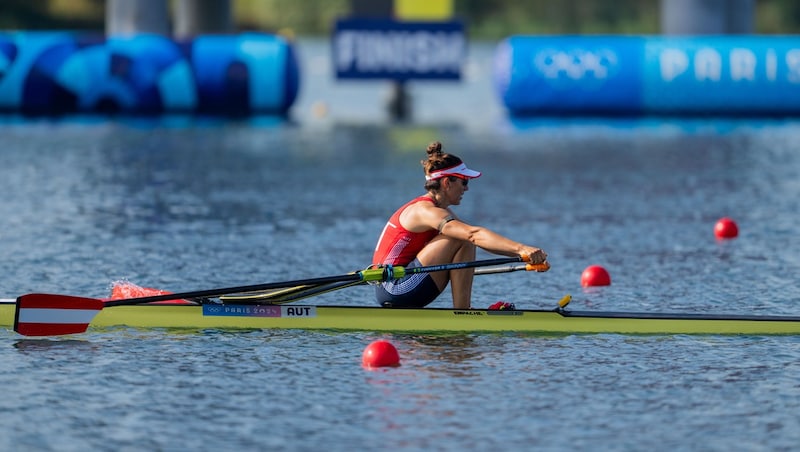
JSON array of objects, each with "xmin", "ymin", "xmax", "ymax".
[
  {"xmin": 2, "ymin": 0, "xmax": 800, "ymax": 36},
  {"xmin": 5, "ymin": 0, "xmax": 800, "ymax": 123}
]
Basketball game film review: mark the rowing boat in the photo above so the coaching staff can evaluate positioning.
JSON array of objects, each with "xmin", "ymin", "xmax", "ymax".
[
  {"xmin": 4, "ymin": 298, "xmax": 800, "ymax": 335},
  {"xmin": 6, "ymin": 258, "xmax": 800, "ymax": 336}
]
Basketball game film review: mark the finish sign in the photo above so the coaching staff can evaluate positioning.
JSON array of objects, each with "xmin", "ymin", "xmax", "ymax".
[{"xmin": 332, "ymin": 18, "xmax": 465, "ymax": 80}]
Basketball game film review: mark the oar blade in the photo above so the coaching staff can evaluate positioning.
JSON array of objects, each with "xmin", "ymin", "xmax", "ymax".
[{"xmin": 14, "ymin": 294, "xmax": 104, "ymax": 336}]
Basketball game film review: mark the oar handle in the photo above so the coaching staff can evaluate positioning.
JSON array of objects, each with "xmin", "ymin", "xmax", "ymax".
[{"xmin": 475, "ymin": 262, "xmax": 550, "ymax": 275}]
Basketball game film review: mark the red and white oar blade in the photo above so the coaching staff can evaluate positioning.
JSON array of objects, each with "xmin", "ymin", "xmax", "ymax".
[{"xmin": 14, "ymin": 294, "xmax": 104, "ymax": 336}]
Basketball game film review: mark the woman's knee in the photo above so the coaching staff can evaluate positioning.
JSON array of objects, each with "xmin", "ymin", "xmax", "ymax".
[{"xmin": 458, "ymin": 240, "xmax": 476, "ymax": 258}]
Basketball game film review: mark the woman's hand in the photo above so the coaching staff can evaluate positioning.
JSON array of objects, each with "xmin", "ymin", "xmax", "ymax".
[{"xmin": 521, "ymin": 247, "xmax": 547, "ymax": 265}]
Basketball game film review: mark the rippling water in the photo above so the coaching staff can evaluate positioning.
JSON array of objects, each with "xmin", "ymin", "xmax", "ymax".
[
  {"xmin": 1, "ymin": 40, "xmax": 800, "ymax": 451},
  {"xmin": 3, "ymin": 330, "xmax": 800, "ymax": 451}
]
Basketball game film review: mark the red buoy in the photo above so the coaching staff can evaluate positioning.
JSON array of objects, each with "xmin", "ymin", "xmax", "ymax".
[
  {"xmin": 714, "ymin": 217, "xmax": 739, "ymax": 239},
  {"xmin": 362, "ymin": 340, "xmax": 400, "ymax": 368},
  {"xmin": 581, "ymin": 265, "xmax": 611, "ymax": 287}
]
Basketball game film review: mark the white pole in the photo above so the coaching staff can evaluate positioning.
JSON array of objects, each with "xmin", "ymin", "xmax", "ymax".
[
  {"xmin": 106, "ymin": 0, "xmax": 170, "ymax": 36},
  {"xmin": 661, "ymin": 0, "xmax": 754, "ymax": 35}
]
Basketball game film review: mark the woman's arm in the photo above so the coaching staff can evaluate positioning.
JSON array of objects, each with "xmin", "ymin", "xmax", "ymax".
[
  {"xmin": 441, "ymin": 220, "xmax": 547, "ymax": 264},
  {"xmin": 407, "ymin": 202, "xmax": 547, "ymax": 264}
]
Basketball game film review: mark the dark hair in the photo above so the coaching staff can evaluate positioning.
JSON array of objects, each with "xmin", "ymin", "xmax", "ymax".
[{"xmin": 421, "ymin": 141, "xmax": 462, "ymax": 191}]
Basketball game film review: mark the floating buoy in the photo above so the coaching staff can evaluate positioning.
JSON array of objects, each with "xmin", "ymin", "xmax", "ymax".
[
  {"xmin": 714, "ymin": 217, "xmax": 739, "ymax": 239},
  {"xmin": 581, "ymin": 265, "xmax": 611, "ymax": 287},
  {"xmin": 362, "ymin": 340, "xmax": 400, "ymax": 368}
]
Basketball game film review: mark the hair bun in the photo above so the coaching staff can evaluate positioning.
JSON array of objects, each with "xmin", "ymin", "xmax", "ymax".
[{"xmin": 426, "ymin": 141, "xmax": 443, "ymax": 156}]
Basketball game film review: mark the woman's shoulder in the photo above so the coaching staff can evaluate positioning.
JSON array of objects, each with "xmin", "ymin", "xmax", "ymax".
[{"xmin": 409, "ymin": 196, "xmax": 442, "ymax": 211}]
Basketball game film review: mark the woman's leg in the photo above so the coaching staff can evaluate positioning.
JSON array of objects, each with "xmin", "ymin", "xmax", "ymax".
[{"xmin": 415, "ymin": 235, "xmax": 476, "ymax": 309}]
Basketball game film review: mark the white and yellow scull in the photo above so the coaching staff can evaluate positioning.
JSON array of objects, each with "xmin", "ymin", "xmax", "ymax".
[
  {"xmin": 5, "ymin": 257, "xmax": 800, "ymax": 336},
  {"xmin": 4, "ymin": 297, "xmax": 800, "ymax": 336}
]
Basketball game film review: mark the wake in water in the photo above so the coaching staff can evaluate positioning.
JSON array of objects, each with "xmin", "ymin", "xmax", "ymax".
[{"xmin": 108, "ymin": 280, "xmax": 195, "ymax": 304}]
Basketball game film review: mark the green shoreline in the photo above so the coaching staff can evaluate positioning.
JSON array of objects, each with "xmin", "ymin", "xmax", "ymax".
[{"xmin": 2, "ymin": 0, "xmax": 799, "ymax": 39}]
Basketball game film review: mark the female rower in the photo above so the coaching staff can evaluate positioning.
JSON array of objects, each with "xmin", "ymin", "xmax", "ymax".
[{"xmin": 372, "ymin": 141, "xmax": 548, "ymax": 309}]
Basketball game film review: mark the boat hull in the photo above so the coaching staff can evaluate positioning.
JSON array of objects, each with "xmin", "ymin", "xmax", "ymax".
[{"xmin": 3, "ymin": 302, "xmax": 800, "ymax": 335}]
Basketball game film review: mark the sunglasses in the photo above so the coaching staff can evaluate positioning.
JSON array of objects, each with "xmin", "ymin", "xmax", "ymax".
[{"xmin": 449, "ymin": 176, "xmax": 468, "ymax": 187}]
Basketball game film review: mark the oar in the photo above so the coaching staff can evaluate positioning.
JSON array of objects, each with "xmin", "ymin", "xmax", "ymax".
[
  {"xmin": 274, "ymin": 261, "xmax": 550, "ymax": 303},
  {"xmin": 267, "ymin": 261, "xmax": 550, "ymax": 304},
  {"xmin": 14, "ymin": 256, "xmax": 546, "ymax": 336},
  {"xmin": 254, "ymin": 280, "xmax": 365, "ymax": 304},
  {"xmin": 224, "ymin": 260, "xmax": 549, "ymax": 305},
  {"xmin": 388, "ymin": 257, "xmax": 548, "ymax": 279},
  {"xmin": 219, "ymin": 282, "xmax": 344, "ymax": 303},
  {"xmin": 474, "ymin": 262, "xmax": 549, "ymax": 276}
]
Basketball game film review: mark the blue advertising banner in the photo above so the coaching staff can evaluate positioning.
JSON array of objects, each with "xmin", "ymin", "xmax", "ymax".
[
  {"xmin": 494, "ymin": 36, "xmax": 644, "ymax": 114},
  {"xmin": 333, "ymin": 18, "xmax": 465, "ymax": 80},
  {"xmin": 494, "ymin": 35, "xmax": 800, "ymax": 116},
  {"xmin": 642, "ymin": 36, "xmax": 800, "ymax": 113},
  {"xmin": 0, "ymin": 32, "xmax": 299, "ymax": 115}
]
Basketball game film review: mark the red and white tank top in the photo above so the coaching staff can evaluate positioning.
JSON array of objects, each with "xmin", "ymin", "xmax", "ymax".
[{"xmin": 373, "ymin": 196, "xmax": 439, "ymax": 266}]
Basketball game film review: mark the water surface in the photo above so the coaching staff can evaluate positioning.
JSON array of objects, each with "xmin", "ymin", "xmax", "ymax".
[{"xmin": 1, "ymin": 39, "xmax": 799, "ymax": 451}]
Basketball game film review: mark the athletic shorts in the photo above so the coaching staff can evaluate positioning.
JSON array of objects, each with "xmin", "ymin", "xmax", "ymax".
[{"xmin": 374, "ymin": 259, "xmax": 442, "ymax": 308}]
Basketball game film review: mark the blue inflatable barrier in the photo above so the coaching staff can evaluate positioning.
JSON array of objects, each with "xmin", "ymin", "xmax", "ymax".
[
  {"xmin": 494, "ymin": 35, "xmax": 800, "ymax": 116},
  {"xmin": 0, "ymin": 32, "xmax": 299, "ymax": 115}
]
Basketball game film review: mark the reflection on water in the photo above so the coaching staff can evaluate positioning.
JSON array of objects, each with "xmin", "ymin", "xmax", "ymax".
[
  {"xmin": 12, "ymin": 339, "xmax": 95, "ymax": 352},
  {"xmin": 399, "ymin": 335, "xmax": 484, "ymax": 368}
]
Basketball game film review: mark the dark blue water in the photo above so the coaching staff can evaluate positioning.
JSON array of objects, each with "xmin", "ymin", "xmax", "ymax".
[{"xmin": 1, "ymin": 39, "xmax": 800, "ymax": 450}]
